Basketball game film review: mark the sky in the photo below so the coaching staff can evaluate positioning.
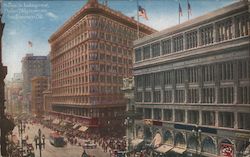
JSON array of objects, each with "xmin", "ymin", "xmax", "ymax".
[{"xmin": 2, "ymin": 0, "xmax": 236, "ymax": 80}]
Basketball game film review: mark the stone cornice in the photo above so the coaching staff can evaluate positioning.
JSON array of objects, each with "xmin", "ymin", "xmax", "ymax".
[
  {"xmin": 134, "ymin": 1, "xmax": 249, "ymax": 47},
  {"xmin": 49, "ymin": 1, "xmax": 157, "ymax": 43}
]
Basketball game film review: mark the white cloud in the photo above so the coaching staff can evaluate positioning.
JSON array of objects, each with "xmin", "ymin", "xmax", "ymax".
[
  {"xmin": 46, "ymin": 12, "xmax": 58, "ymax": 20},
  {"xmin": 8, "ymin": 30, "xmax": 17, "ymax": 36}
]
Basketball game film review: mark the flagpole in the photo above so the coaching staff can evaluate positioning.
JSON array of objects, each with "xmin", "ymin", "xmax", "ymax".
[
  {"xmin": 187, "ymin": 0, "xmax": 190, "ymax": 20},
  {"xmin": 178, "ymin": 0, "xmax": 180, "ymax": 24},
  {"xmin": 137, "ymin": 0, "xmax": 140, "ymax": 39}
]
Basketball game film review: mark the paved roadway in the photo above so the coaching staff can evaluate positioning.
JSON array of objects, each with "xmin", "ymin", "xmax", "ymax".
[{"xmin": 12, "ymin": 123, "xmax": 111, "ymax": 157}]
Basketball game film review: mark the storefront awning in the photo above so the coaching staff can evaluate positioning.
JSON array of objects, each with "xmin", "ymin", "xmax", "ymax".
[
  {"xmin": 78, "ymin": 126, "xmax": 88, "ymax": 132},
  {"xmin": 131, "ymin": 139, "xmax": 144, "ymax": 147},
  {"xmin": 73, "ymin": 124, "xmax": 80, "ymax": 129},
  {"xmin": 171, "ymin": 147, "xmax": 186, "ymax": 154},
  {"xmin": 155, "ymin": 145, "xmax": 172, "ymax": 153},
  {"xmin": 52, "ymin": 119, "xmax": 60, "ymax": 124}
]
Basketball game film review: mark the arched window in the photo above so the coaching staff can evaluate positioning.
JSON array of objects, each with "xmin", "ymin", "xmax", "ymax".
[
  {"xmin": 187, "ymin": 135, "xmax": 198, "ymax": 150},
  {"xmin": 164, "ymin": 130, "xmax": 173, "ymax": 145},
  {"xmin": 202, "ymin": 136, "xmax": 216, "ymax": 154},
  {"xmin": 175, "ymin": 132, "xmax": 186, "ymax": 148}
]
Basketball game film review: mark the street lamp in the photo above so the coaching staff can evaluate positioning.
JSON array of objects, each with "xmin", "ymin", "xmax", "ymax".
[
  {"xmin": 17, "ymin": 120, "xmax": 25, "ymax": 157},
  {"xmin": 192, "ymin": 126, "xmax": 201, "ymax": 157},
  {"xmin": 34, "ymin": 129, "xmax": 45, "ymax": 157}
]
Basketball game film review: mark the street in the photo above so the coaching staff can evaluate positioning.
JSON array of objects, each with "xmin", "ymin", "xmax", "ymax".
[{"xmin": 12, "ymin": 123, "xmax": 111, "ymax": 157}]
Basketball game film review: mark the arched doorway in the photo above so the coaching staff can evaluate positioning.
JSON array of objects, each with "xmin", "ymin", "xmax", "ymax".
[
  {"xmin": 164, "ymin": 130, "xmax": 173, "ymax": 145},
  {"xmin": 201, "ymin": 136, "xmax": 216, "ymax": 155},
  {"xmin": 152, "ymin": 132, "xmax": 162, "ymax": 148},
  {"xmin": 187, "ymin": 134, "xmax": 198, "ymax": 150},
  {"xmin": 219, "ymin": 139, "xmax": 234, "ymax": 157},
  {"xmin": 175, "ymin": 132, "xmax": 186, "ymax": 148}
]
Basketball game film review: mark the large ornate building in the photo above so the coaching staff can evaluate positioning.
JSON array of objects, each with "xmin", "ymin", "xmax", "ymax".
[
  {"xmin": 133, "ymin": 1, "xmax": 249, "ymax": 157},
  {"xmin": 48, "ymin": 0, "xmax": 155, "ymax": 134}
]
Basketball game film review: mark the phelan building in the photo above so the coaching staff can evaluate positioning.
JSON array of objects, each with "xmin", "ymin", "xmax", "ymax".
[
  {"xmin": 133, "ymin": 1, "xmax": 249, "ymax": 157},
  {"xmin": 48, "ymin": 0, "xmax": 155, "ymax": 135}
]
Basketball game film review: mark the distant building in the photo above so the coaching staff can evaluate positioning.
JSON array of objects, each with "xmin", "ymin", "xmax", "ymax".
[
  {"xmin": 48, "ymin": 0, "xmax": 156, "ymax": 136},
  {"xmin": 21, "ymin": 53, "xmax": 50, "ymax": 113},
  {"xmin": 31, "ymin": 76, "xmax": 48, "ymax": 116},
  {"xmin": 5, "ymin": 73, "xmax": 23, "ymax": 115},
  {"xmin": 133, "ymin": 1, "xmax": 249, "ymax": 157}
]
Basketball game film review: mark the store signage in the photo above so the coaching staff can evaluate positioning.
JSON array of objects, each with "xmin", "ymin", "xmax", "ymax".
[{"xmin": 220, "ymin": 143, "xmax": 233, "ymax": 157}]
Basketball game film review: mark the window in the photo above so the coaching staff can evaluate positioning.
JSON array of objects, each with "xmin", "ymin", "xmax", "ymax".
[
  {"xmin": 188, "ymin": 88, "xmax": 199, "ymax": 103},
  {"xmin": 188, "ymin": 110, "xmax": 199, "ymax": 124},
  {"xmin": 175, "ymin": 69, "xmax": 185, "ymax": 84},
  {"xmin": 151, "ymin": 42, "xmax": 160, "ymax": 57},
  {"xmin": 164, "ymin": 90, "xmax": 172, "ymax": 103},
  {"xmin": 202, "ymin": 88, "xmax": 215, "ymax": 103},
  {"xmin": 219, "ymin": 87, "xmax": 234, "ymax": 104},
  {"xmin": 154, "ymin": 72, "xmax": 162, "ymax": 87},
  {"xmin": 186, "ymin": 30, "xmax": 198, "ymax": 49},
  {"xmin": 238, "ymin": 59, "xmax": 250, "ymax": 80},
  {"xmin": 200, "ymin": 25, "xmax": 214, "ymax": 45},
  {"xmin": 175, "ymin": 89, "xmax": 185, "ymax": 103},
  {"xmin": 143, "ymin": 45, "xmax": 150, "ymax": 60},
  {"xmin": 153, "ymin": 109, "xmax": 162, "ymax": 120},
  {"xmin": 202, "ymin": 111, "xmax": 215, "ymax": 126},
  {"xmin": 153, "ymin": 91, "xmax": 161, "ymax": 103},
  {"xmin": 235, "ymin": 13, "xmax": 249, "ymax": 37},
  {"xmin": 135, "ymin": 75, "xmax": 143, "ymax": 88},
  {"xmin": 162, "ymin": 39, "xmax": 171, "ymax": 54},
  {"xmin": 144, "ymin": 92, "xmax": 151, "ymax": 102},
  {"xmin": 144, "ymin": 74, "xmax": 151, "ymax": 88},
  {"xmin": 173, "ymin": 35, "xmax": 183, "ymax": 52},
  {"xmin": 175, "ymin": 110, "xmax": 185, "ymax": 122},
  {"xmin": 216, "ymin": 18, "xmax": 232, "ymax": 42},
  {"xmin": 238, "ymin": 113, "xmax": 250, "ymax": 130},
  {"xmin": 164, "ymin": 71, "xmax": 172, "ymax": 85},
  {"xmin": 203, "ymin": 65, "xmax": 215, "ymax": 82},
  {"xmin": 238, "ymin": 86, "xmax": 250, "ymax": 104},
  {"xmin": 220, "ymin": 62, "xmax": 234, "ymax": 81},
  {"xmin": 135, "ymin": 92, "xmax": 143, "ymax": 102},
  {"xmin": 188, "ymin": 67, "xmax": 198, "ymax": 83},
  {"xmin": 163, "ymin": 109, "xmax": 172, "ymax": 121},
  {"xmin": 219, "ymin": 112, "xmax": 234, "ymax": 128},
  {"xmin": 145, "ymin": 108, "xmax": 152, "ymax": 119}
]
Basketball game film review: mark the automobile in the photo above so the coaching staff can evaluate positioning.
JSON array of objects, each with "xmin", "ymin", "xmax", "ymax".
[{"xmin": 82, "ymin": 140, "xmax": 97, "ymax": 149}]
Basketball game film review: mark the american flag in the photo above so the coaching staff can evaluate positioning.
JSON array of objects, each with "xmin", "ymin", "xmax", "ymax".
[
  {"xmin": 179, "ymin": 2, "xmax": 183, "ymax": 16},
  {"xmin": 138, "ymin": 5, "xmax": 148, "ymax": 20},
  {"xmin": 187, "ymin": 0, "xmax": 192, "ymax": 16},
  {"xmin": 28, "ymin": 41, "xmax": 33, "ymax": 47}
]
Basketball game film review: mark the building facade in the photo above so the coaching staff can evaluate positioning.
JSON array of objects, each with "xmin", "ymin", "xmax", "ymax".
[
  {"xmin": 21, "ymin": 53, "xmax": 50, "ymax": 113},
  {"xmin": 133, "ymin": 1, "xmax": 250, "ymax": 157},
  {"xmin": 48, "ymin": 0, "xmax": 155, "ymax": 134},
  {"xmin": 31, "ymin": 76, "xmax": 48, "ymax": 116},
  {"xmin": 5, "ymin": 73, "xmax": 23, "ymax": 116}
]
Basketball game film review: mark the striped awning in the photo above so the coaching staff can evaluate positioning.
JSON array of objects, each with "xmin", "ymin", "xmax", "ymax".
[
  {"xmin": 155, "ymin": 145, "xmax": 172, "ymax": 153},
  {"xmin": 52, "ymin": 119, "xmax": 60, "ymax": 124},
  {"xmin": 78, "ymin": 126, "xmax": 88, "ymax": 132}
]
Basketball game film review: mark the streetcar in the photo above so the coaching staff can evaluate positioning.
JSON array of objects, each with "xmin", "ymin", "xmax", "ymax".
[{"xmin": 49, "ymin": 132, "xmax": 66, "ymax": 147}]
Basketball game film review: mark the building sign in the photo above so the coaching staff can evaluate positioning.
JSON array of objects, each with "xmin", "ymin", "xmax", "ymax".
[{"xmin": 220, "ymin": 143, "xmax": 233, "ymax": 157}]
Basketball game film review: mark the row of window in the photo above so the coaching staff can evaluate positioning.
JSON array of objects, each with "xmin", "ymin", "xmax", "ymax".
[
  {"xmin": 135, "ymin": 59, "xmax": 250, "ymax": 88},
  {"xmin": 135, "ymin": 13, "xmax": 249, "ymax": 62},
  {"xmin": 136, "ymin": 86, "xmax": 249, "ymax": 104},
  {"xmin": 53, "ymin": 14, "xmax": 145, "ymax": 56},
  {"xmin": 139, "ymin": 108, "xmax": 250, "ymax": 130}
]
